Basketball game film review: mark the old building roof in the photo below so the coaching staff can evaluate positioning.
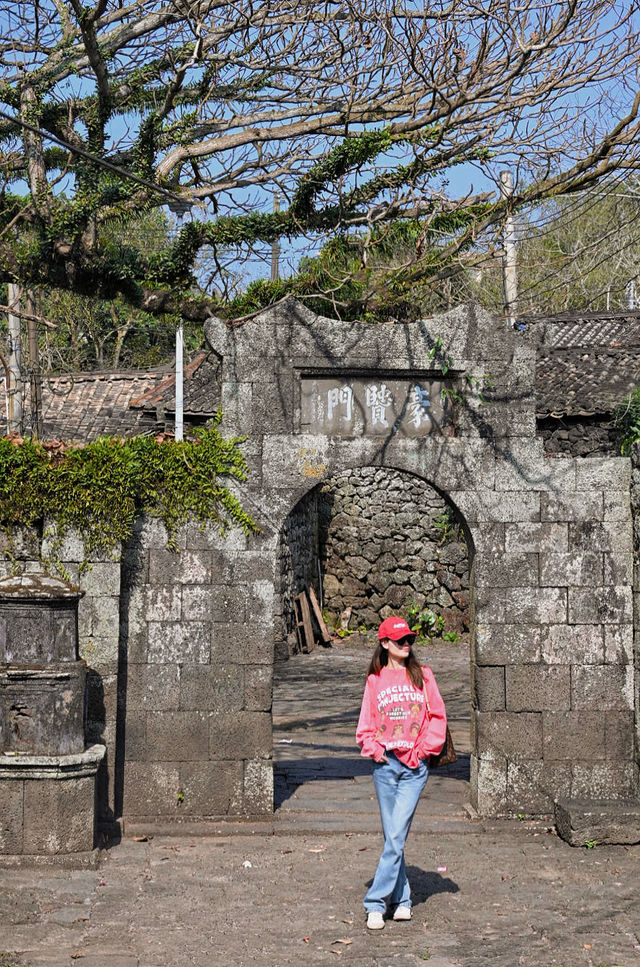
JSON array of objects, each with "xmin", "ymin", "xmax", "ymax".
[
  {"xmin": 0, "ymin": 352, "xmax": 220, "ymax": 443},
  {"xmin": 529, "ymin": 310, "xmax": 640, "ymax": 418}
]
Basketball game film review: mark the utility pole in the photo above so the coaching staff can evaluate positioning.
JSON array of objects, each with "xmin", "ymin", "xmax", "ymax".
[
  {"xmin": 7, "ymin": 283, "xmax": 23, "ymax": 433},
  {"xmin": 500, "ymin": 171, "xmax": 518, "ymax": 328},
  {"xmin": 26, "ymin": 289, "xmax": 43, "ymax": 438},
  {"xmin": 271, "ymin": 193, "xmax": 280, "ymax": 282},
  {"xmin": 167, "ymin": 199, "xmax": 191, "ymax": 441}
]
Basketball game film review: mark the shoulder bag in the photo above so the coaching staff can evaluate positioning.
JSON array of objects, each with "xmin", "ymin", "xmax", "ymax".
[{"xmin": 423, "ymin": 675, "xmax": 457, "ymax": 769}]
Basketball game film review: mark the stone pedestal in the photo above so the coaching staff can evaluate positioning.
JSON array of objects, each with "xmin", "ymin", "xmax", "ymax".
[{"xmin": 0, "ymin": 575, "xmax": 104, "ymax": 860}]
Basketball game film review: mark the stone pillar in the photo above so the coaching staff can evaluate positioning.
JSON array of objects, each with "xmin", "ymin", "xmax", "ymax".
[{"xmin": 0, "ymin": 575, "xmax": 105, "ymax": 860}]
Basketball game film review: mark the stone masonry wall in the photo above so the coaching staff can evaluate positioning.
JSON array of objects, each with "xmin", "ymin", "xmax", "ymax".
[
  {"xmin": 205, "ymin": 299, "xmax": 638, "ymax": 817},
  {"xmin": 318, "ymin": 467, "xmax": 469, "ymax": 635},
  {"xmin": 631, "ymin": 443, "xmax": 640, "ymax": 764},
  {"xmin": 1, "ymin": 300, "xmax": 636, "ymax": 826},
  {"xmin": 538, "ymin": 416, "xmax": 619, "ymax": 457},
  {"xmin": 119, "ymin": 517, "xmax": 274, "ymax": 820},
  {"xmin": 275, "ymin": 488, "xmax": 320, "ymax": 659}
]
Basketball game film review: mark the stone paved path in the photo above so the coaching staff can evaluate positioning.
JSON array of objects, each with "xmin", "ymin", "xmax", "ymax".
[
  {"xmin": 1, "ymin": 641, "xmax": 640, "ymax": 967},
  {"xmin": 272, "ymin": 639, "xmax": 471, "ymax": 832}
]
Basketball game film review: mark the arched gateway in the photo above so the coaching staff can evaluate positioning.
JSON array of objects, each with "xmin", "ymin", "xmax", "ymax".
[{"xmin": 120, "ymin": 299, "xmax": 636, "ymax": 823}]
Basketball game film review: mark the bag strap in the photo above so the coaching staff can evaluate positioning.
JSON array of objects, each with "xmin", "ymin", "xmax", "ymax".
[{"xmin": 423, "ymin": 668, "xmax": 431, "ymax": 716}]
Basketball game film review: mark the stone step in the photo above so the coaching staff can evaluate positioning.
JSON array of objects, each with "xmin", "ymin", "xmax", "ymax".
[{"xmin": 555, "ymin": 798, "xmax": 640, "ymax": 846}]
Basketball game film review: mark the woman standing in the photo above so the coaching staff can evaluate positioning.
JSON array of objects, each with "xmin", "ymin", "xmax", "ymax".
[{"xmin": 356, "ymin": 616, "xmax": 447, "ymax": 930}]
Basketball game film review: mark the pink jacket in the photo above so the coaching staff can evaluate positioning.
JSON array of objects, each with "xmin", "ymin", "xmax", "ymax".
[{"xmin": 356, "ymin": 665, "xmax": 447, "ymax": 769}]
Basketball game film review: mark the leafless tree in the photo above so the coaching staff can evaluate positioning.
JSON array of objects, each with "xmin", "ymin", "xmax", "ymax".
[{"xmin": 1, "ymin": 0, "xmax": 640, "ymax": 318}]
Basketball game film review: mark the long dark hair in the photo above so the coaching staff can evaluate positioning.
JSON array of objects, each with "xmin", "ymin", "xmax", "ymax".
[{"xmin": 367, "ymin": 641, "xmax": 424, "ymax": 689}]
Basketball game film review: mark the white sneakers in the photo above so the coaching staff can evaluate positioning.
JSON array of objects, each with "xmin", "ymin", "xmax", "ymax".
[
  {"xmin": 366, "ymin": 906, "xmax": 412, "ymax": 929},
  {"xmin": 392, "ymin": 905, "xmax": 412, "ymax": 921},
  {"xmin": 366, "ymin": 911, "xmax": 385, "ymax": 930}
]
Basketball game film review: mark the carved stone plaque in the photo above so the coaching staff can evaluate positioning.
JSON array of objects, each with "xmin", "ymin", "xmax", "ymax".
[{"xmin": 300, "ymin": 377, "xmax": 455, "ymax": 437}]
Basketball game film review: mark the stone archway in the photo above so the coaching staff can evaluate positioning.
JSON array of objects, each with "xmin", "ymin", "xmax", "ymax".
[
  {"xmin": 203, "ymin": 299, "xmax": 636, "ymax": 818},
  {"xmin": 272, "ymin": 465, "xmax": 475, "ymax": 816}
]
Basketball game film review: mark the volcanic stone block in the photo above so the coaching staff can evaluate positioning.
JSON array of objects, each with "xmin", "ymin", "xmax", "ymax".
[
  {"xmin": 602, "ymin": 552, "xmax": 633, "ymax": 585},
  {"xmin": 473, "ymin": 588, "xmax": 507, "ymax": 624},
  {"xmin": 571, "ymin": 762, "xmax": 636, "ymax": 800},
  {"xmin": 179, "ymin": 664, "xmax": 243, "ymax": 712},
  {"xmin": 503, "ymin": 587, "xmax": 567, "ymax": 624},
  {"xmin": 542, "ymin": 711, "xmax": 605, "ymax": 761},
  {"xmin": 470, "ymin": 753, "xmax": 508, "ymax": 816},
  {"xmin": 144, "ymin": 586, "xmax": 181, "ymax": 622},
  {"xmin": 504, "ymin": 522, "xmax": 568, "ymax": 554},
  {"xmin": 575, "ymin": 457, "xmax": 631, "ymax": 492},
  {"xmin": 209, "ymin": 586, "xmax": 249, "ymax": 622},
  {"xmin": 81, "ymin": 563, "xmax": 121, "ymax": 598},
  {"xmin": 604, "ymin": 711, "xmax": 635, "ymax": 759},
  {"xmin": 123, "ymin": 762, "xmax": 181, "ymax": 816},
  {"xmin": 178, "ymin": 761, "xmax": 243, "ymax": 816},
  {"xmin": 494, "ymin": 446, "xmax": 575, "ymax": 492},
  {"xmin": 243, "ymin": 758, "xmax": 274, "ymax": 815},
  {"xmin": 243, "ymin": 665, "xmax": 273, "ymax": 712},
  {"xmin": 541, "ymin": 624, "xmax": 604, "ymax": 664},
  {"xmin": 506, "ymin": 759, "xmax": 571, "ymax": 815},
  {"xmin": 472, "ymin": 664, "xmax": 505, "ymax": 711},
  {"xmin": 245, "ymin": 580, "xmax": 275, "ymax": 623},
  {"xmin": 145, "ymin": 711, "xmax": 209, "ymax": 761},
  {"xmin": 147, "ymin": 621, "xmax": 210, "ymax": 663},
  {"xmin": 23, "ymin": 777, "xmax": 96, "ymax": 853},
  {"xmin": 474, "ymin": 552, "xmax": 539, "ymax": 588},
  {"xmin": 474, "ymin": 624, "xmax": 543, "ymax": 665},
  {"xmin": 0, "ymin": 781, "xmax": 24, "ymax": 853},
  {"xmin": 211, "ymin": 712, "xmax": 272, "ymax": 760},
  {"xmin": 123, "ymin": 711, "xmax": 146, "ymax": 761},
  {"xmin": 474, "ymin": 711, "xmax": 543, "ymax": 758},
  {"xmin": 506, "ymin": 664, "xmax": 570, "ymax": 712},
  {"xmin": 568, "ymin": 521, "xmax": 632, "ymax": 555},
  {"xmin": 540, "ymin": 492, "xmax": 603, "ymax": 522},
  {"xmin": 568, "ymin": 587, "xmax": 633, "ymax": 624},
  {"xmin": 603, "ymin": 491, "xmax": 631, "ymax": 521},
  {"xmin": 604, "ymin": 625, "xmax": 633, "ymax": 664},
  {"xmin": 126, "ymin": 664, "xmax": 180, "ymax": 711},
  {"xmin": 571, "ymin": 665, "xmax": 632, "ymax": 710},
  {"xmin": 555, "ymin": 798, "xmax": 640, "ymax": 846},
  {"xmin": 450, "ymin": 491, "xmax": 541, "ymax": 523},
  {"xmin": 539, "ymin": 552, "xmax": 603, "ymax": 587},
  {"xmin": 149, "ymin": 549, "xmax": 212, "ymax": 585},
  {"xmin": 211, "ymin": 623, "xmax": 273, "ymax": 665}
]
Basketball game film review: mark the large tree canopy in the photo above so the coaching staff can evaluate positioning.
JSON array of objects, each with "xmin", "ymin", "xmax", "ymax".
[{"xmin": 1, "ymin": 0, "xmax": 640, "ymax": 320}]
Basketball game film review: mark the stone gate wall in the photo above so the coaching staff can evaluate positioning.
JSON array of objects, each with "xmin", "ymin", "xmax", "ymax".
[
  {"xmin": 317, "ymin": 467, "xmax": 469, "ymax": 635},
  {"xmin": 1, "ymin": 300, "xmax": 637, "ymax": 827}
]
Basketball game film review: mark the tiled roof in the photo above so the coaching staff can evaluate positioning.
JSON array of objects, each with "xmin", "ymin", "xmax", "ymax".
[
  {"xmin": 130, "ymin": 351, "xmax": 220, "ymax": 415},
  {"xmin": 0, "ymin": 353, "xmax": 220, "ymax": 443},
  {"xmin": 530, "ymin": 311, "xmax": 640, "ymax": 418}
]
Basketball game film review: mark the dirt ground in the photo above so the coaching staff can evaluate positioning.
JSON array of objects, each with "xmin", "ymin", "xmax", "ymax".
[{"xmin": 1, "ymin": 640, "xmax": 639, "ymax": 967}]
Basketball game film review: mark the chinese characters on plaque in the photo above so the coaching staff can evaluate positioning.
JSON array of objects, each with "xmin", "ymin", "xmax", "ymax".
[{"xmin": 300, "ymin": 377, "xmax": 455, "ymax": 437}]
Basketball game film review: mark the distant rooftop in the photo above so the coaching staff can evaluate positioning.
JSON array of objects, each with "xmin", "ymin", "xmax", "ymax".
[
  {"xmin": 0, "ymin": 351, "xmax": 220, "ymax": 443},
  {"xmin": 528, "ymin": 310, "xmax": 640, "ymax": 419}
]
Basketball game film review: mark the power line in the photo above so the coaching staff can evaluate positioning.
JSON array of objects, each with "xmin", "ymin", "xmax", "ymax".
[{"xmin": 0, "ymin": 108, "xmax": 186, "ymax": 204}]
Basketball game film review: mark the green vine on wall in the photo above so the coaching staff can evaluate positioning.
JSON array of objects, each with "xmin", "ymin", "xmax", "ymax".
[
  {"xmin": 614, "ymin": 386, "xmax": 640, "ymax": 455},
  {"xmin": 0, "ymin": 415, "xmax": 258, "ymax": 565}
]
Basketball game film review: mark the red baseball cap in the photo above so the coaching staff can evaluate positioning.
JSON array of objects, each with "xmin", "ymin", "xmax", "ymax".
[{"xmin": 378, "ymin": 616, "xmax": 416, "ymax": 641}]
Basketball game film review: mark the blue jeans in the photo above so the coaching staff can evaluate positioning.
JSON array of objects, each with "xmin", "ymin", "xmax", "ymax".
[{"xmin": 364, "ymin": 752, "xmax": 429, "ymax": 913}]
